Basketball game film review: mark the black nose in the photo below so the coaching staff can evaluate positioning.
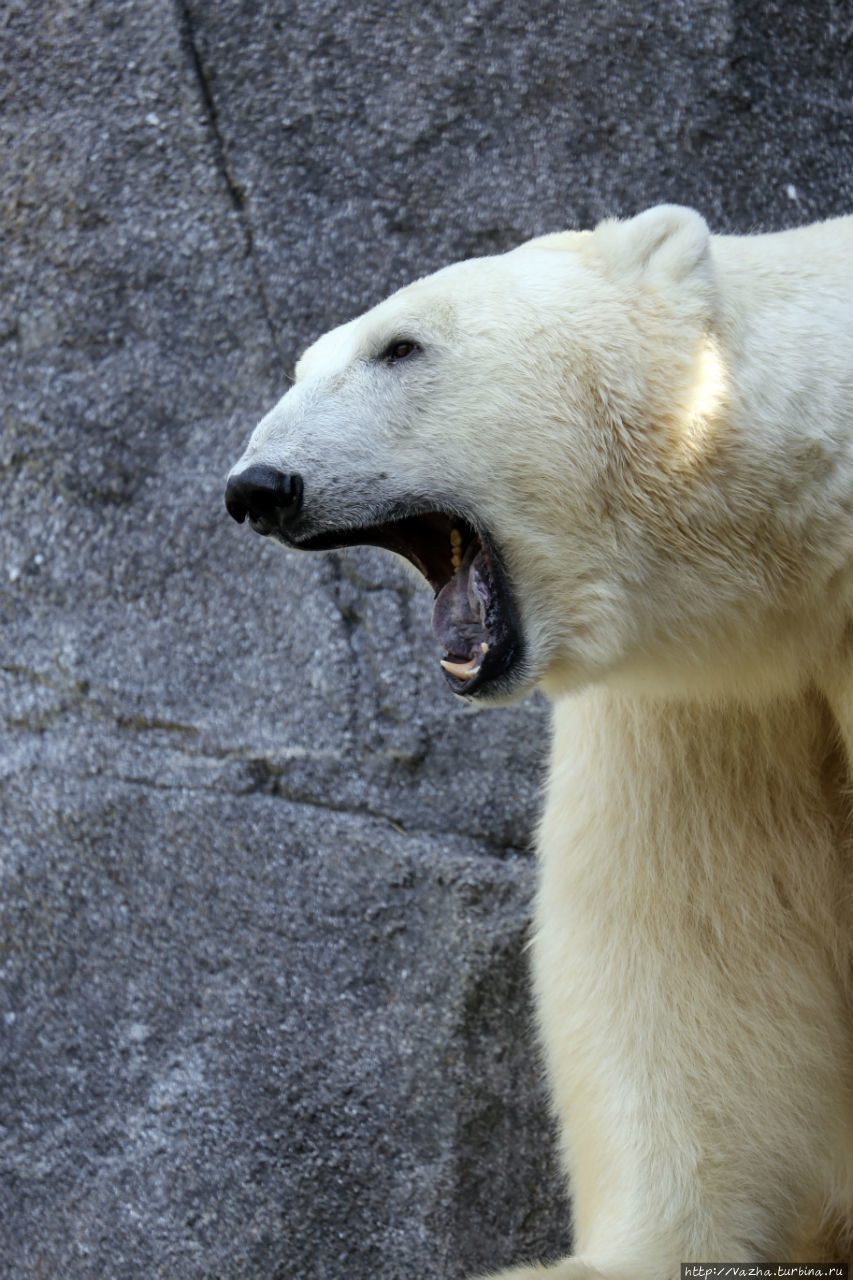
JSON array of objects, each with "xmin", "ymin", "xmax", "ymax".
[{"xmin": 225, "ymin": 465, "xmax": 304, "ymax": 531}]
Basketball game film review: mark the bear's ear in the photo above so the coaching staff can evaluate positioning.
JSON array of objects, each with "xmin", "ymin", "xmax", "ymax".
[{"xmin": 594, "ymin": 205, "xmax": 713, "ymax": 299}]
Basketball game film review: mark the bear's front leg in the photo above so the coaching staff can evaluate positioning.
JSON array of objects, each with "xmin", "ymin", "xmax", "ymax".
[{"xmin": 517, "ymin": 689, "xmax": 853, "ymax": 1278}]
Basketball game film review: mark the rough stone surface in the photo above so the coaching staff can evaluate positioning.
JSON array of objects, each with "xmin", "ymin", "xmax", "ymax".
[{"xmin": 2, "ymin": 1, "xmax": 852, "ymax": 1277}]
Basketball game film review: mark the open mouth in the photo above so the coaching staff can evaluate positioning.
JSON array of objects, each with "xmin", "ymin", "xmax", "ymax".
[{"xmin": 294, "ymin": 511, "xmax": 524, "ymax": 696}]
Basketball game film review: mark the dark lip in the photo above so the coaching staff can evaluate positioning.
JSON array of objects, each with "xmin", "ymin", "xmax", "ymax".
[
  {"xmin": 272, "ymin": 506, "xmax": 525, "ymax": 697},
  {"xmin": 286, "ymin": 507, "xmax": 462, "ymax": 593}
]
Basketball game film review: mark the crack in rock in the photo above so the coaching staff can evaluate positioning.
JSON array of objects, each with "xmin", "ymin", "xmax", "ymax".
[{"xmin": 172, "ymin": 0, "xmax": 289, "ymax": 376}]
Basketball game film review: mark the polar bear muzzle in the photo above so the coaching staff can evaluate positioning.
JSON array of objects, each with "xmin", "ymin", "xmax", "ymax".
[{"xmin": 225, "ymin": 466, "xmax": 524, "ymax": 698}]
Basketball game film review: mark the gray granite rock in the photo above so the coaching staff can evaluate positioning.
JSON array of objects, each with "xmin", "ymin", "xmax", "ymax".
[{"xmin": 2, "ymin": 0, "xmax": 852, "ymax": 1277}]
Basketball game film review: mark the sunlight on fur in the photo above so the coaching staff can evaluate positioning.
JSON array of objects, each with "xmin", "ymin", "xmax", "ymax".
[{"xmin": 679, "ymin": 336, "xmax": 728, "ymax": 459}]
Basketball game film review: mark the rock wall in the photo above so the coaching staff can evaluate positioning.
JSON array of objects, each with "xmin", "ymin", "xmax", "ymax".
[{"xmin": 2, "ymin": 2, "xmax": 852, "ymax": 1276}]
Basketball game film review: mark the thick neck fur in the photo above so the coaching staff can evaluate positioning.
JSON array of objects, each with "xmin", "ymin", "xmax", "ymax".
[{"xmin": 535, "ymin": 686, "xmax": 853, "ymax": 1265}]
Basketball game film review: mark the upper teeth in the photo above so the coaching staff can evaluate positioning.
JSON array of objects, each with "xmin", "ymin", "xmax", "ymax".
[{"xmin": 450, "ymin": 527, "xmax": 462, "ymax": 571}]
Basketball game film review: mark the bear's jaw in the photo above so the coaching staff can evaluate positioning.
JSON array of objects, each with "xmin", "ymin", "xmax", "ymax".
[
  {"xmin": 430, "ymin": 532, "xmax": 522, "ymax": 695},
  {"xmin": 288, "ymin": 509, "xmax": 524, "ymax": 698}
]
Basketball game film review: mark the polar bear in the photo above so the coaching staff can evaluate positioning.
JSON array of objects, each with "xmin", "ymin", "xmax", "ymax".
[{"xmin": 225, "ymin": 206, "xmax": 853, "ymax": 1277}]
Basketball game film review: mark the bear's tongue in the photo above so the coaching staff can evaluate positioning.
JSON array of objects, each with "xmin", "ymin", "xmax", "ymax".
[{"xmin": 431, "ymin": 538, "xmax": 493, "ymax": 682}]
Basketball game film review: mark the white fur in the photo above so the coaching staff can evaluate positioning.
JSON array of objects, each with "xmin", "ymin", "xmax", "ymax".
[{"xmin": 231, "ymin": 207, "xmax": 853, "ymax": 1275}]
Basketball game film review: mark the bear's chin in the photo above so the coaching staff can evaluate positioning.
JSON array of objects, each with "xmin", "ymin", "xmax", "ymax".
[{"xmin": 289, "ymin": 509, "xmax": 526, "ymax": 699}]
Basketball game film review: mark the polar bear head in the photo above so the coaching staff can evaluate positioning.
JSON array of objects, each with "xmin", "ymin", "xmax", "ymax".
[{"xmin": 226, "ymin": 206, "xmax": 743, "ymax": 704}]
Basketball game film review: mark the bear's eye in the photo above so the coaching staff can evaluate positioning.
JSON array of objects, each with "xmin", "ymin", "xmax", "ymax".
[{"xmin": 380, "ymin": 339, "xmax": 419, "ymax": 364}]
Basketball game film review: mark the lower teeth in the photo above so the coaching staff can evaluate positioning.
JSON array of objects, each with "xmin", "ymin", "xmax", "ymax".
[
  {"xmin": 441, "ymin": 657, "xmax": 478, "ymax": 680},
  {"xmin": 440, "ymin": 642, "xmax": 489, "ymax": 682}
]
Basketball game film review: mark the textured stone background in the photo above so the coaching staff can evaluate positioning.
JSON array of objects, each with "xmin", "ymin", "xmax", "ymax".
[{"xmin": 2, "ymin": 2, "xmax": 852, "ymax": 1277}]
